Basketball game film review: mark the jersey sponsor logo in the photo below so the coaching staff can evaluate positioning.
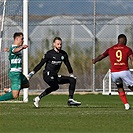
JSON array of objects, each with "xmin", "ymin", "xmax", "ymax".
[
  {"xmin": 10, "ymin": 67, "xmax": 22, "ymax": 72},
  {"xmin": 11, "ymin": 58, "xmax": 22, "ymax": 64},
  {"xmin": 50, "ymin": 76, "xmax": 54, "ymax": 79},
  {"xmin": 51, "ymin": 61, "xmax": 62, "ymax": 65},
  {"xmin": 114, "ymin": 63, "xmax": 125, "ymax": 65}
]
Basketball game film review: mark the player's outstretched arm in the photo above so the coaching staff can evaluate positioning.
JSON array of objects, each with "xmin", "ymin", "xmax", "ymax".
[
  {"xmin": 13, "ymin": 45, "xmax": 28, "ymax": 53},
  {"xmin": 92, "ymin": 54, "xmax": 105, "ymax": 64},
  {"xmin": 27, "ymin": 57, "xmax": 46, "ymax": 80},
  {"xmin": 3, "ymin": 47, "xmax": 9, "ymax": 52},
  {"xmin": 129, "ymin": 54, "xmax": 133, "ymax": 68}
]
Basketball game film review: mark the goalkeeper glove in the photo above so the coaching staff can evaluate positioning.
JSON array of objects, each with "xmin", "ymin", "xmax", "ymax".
[
  {"xmin": 70, "ymin": 73, "xmax": 77, "ymax": 79},
  {"xmin": 27, "ymin": 71, "xmax": 35, "ymax": 80}
]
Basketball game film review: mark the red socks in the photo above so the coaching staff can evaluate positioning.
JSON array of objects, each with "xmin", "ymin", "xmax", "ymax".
[{"xmin": 118, "ymin": 91, "xmax": 128, "ymax": 104}]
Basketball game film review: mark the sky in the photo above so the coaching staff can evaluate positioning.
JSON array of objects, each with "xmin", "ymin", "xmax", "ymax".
[{"xmin": 28, "ymin": 0, "xmax": 133, "ymax": 15}]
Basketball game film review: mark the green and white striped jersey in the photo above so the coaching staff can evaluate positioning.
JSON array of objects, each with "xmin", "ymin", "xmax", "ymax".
[{"xmin": 9, "ymin": 45, "xmax": 22, "ymax": 72}]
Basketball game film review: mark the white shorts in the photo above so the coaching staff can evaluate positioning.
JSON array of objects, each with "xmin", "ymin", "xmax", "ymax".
[{"xmin": 111, "ymin": 70, "xmax": 133, "ymax": 86}]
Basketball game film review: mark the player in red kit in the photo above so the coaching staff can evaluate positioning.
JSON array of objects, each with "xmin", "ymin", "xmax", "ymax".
[{"xmin": 92, "ymin": 34, "xmax": 133, "ymax": 110}]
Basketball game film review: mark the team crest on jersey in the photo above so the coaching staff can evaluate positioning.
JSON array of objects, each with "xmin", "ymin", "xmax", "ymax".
[{"xmin": 61, "ymin": 56, "xmax": 64, "ymax": 60}]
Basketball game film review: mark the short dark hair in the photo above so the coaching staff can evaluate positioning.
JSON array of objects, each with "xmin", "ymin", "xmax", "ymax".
[
  {"xmin": 118, "ymin": 34, "xmax": 127, "ymax": 40},
  {"xmin": 13, "ymin": 32, "xmax": 23, "ymax": 40},
  {"xmin": 118, "ymin": 34, "xmax": 127, "ymax": 45},
  {"xmin": 53, "ymin": 37, "xmax": 62, "ymax": 43}
]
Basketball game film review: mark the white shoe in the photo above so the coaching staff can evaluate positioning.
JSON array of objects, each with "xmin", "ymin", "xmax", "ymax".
[
  {"xmin": 124, "ymin": 103, "xmax": 131, "ymax": 110},
  {"xmin": 33, "ymin": 96, "xmax": 40, "ymax": 108},
  {"xmin": 67, "ymin": 99, "xmax": 81, "ymax": 106}
]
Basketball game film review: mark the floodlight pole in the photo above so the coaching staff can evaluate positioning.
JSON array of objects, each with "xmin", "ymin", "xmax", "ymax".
[
  {"xmin": 23, "ymin": 0, "xmax": 29, "ymax": 102},
  {"xmin": 92, "ymin": 0, "xmax": 96, "ymax": 92}
]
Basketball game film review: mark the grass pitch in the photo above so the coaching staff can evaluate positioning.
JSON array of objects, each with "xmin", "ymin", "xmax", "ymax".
[{"xmin": 0, "ymin": 94, "xmax": 133, "ymax": 133}]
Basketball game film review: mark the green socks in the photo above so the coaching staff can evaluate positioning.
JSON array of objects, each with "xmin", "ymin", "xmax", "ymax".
[{"xmin": 0, "ymin": 92, "xmax": 14, "ymax": 101}]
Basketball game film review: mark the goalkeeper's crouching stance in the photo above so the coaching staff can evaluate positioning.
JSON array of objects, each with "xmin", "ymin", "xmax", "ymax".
[{"xmin": 27, "ymin": 37, "xmax": 81, "ymax": 108}]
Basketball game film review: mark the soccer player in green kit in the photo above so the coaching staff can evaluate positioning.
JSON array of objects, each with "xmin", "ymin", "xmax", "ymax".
[{"xmin": 0, "ymin": 32, "xmax": 29, "ymax": 101}]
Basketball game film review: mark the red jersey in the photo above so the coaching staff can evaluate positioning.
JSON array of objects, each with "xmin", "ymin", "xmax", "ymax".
[{"xmin": 102, "ymin": 44, "xmax": 133, "ymax": 72}]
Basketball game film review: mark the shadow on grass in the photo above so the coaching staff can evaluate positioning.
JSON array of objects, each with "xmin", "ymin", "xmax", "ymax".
[{"xmin": 31, "ymin": 105, "xmax": 117, "ymax": 109}]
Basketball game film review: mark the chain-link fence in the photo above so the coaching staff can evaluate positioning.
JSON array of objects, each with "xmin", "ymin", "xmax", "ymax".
[
  {"xmin": 0, "ymin": 0, "xmax": 133, "ymax": 93},
  {"xmin": 0, "ymin": 0, "xmax": 23, "ymax": 93}
]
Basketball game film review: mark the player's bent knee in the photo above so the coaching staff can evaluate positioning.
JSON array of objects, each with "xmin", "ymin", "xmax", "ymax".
[
  {"xmin": 51, "ymin": 85, "xmax": 59, "ymax": 91},
  {"xmin": 12, "ymin": 94, "xmax": 19, "ymax": 99},
  {"xmin": 115, "ymin": 78, "xmax": 123, "ymax": 88},
  {"xmin": 69, "ymin": 77, "xmax": 76, "ymax": 84}
]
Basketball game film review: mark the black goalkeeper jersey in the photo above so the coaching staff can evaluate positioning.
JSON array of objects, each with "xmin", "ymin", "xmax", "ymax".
[{"xmin": 33, "ymin": 49, "xmax": 73, "ymax": 75}]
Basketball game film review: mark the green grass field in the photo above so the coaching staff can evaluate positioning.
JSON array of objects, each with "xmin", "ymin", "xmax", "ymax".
[{"xmin": 0, "ymin": 94, "xmax": 133, "ymax": 133}]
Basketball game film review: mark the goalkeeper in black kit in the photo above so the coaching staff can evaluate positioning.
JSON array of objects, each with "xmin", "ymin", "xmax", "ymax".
[{"xmin": 27, "ymin": 37, "xmax": 81, "ymax": 108}]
